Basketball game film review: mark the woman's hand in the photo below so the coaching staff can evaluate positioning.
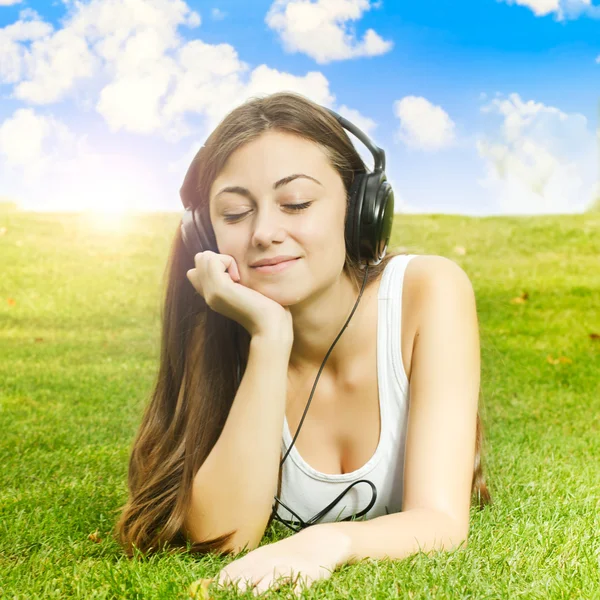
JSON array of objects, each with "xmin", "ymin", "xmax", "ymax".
[
  {"xmin": 191, "ymin": 524, "xmax": 352, "ymax": 598},
  {"xmin": 186, "ymin": 250, "xmax": 293, "ymax": 343}
]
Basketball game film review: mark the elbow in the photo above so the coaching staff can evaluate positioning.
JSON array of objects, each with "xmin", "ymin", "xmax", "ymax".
[
  {"xmin": 438, "ymin": 527, "xmax": 468, "ymax": 552},
  {"xmin": 183, "ymin": 511, "xmax": 265, "ymax": 556},
  {"xmin": 446, "ymin": 519, "xmax": 469, "ymax": 551},
  {"xmin": 431, "ymin": 510, "xmax": 468, "ymax": 551},
  {"xmin": 184, "ymin": 482, "xmax": 271, "ymax": 555},
  {"xmin": 185, "ymin": 527, "xmax": 262, "ymax": 556},
  {"xmin": 451, "ymin": 530, "xmax": 468, "ymax": 550}
]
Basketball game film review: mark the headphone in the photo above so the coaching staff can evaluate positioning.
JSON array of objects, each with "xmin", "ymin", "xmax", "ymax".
[{"xmin": 179, "ymin": 104, "xmax": 395, "ymax": 533}]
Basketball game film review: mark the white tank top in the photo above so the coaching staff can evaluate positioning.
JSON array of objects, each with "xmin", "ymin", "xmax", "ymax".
[{"xmin": 275, "ymin": 254, "xmax": 418, "ymax": 525}]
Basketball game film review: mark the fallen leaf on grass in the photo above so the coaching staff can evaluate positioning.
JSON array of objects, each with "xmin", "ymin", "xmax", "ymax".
[
  {"xmin": 590, "ymin": 333, "xmax": 599, "ymax": 341},
  {"xmin": 510, "ymin": 292, "xmax": 529, "ymax": 304},
  {"xmin": 7, "ymin": 298, "xmax": 15, "ymax": 306},
  {"xmin": 88, "ymin": 530, "xmax": 102, "ymax": 543},
  {"xmin": 546, "ymin": 355, "xmax": 572, "ymax": 365}
]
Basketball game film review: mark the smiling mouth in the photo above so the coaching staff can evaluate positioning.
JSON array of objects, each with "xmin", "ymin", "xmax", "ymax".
[
  {"xmin": 253, "ymin": 258, "xmax": 297, "ymax": 267},
  {"xmin": 251, "ymin": 257, "xmax": 301, "ymax": 272}
]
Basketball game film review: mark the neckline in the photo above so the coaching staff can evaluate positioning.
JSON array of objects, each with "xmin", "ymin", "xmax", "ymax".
[{"xmin": 281, "ymin": 256, "xmax": 405, "ymax": 482}]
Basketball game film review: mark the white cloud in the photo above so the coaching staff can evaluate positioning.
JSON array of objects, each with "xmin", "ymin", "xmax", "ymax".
[
  {"xmin": 1, "ymin": 0, "xmax": 342, "ymax": 143},
  {"xmin": 500, "ymin": 0, "xmax": 560, "ymax": 16},
  {"xmin": 0, "ymin": 9, "xmax": 52, "ymax": 84},
  {"xmin": 1, "ymin": 0, "xmax": 201, "ymax": 131},
  {"xmin": 0, "ymin": 107, "xmax": 79, "ymax": 171},
  {"xmin": 243, "ymin": 64, "xmax": 334, "ymax": 110},
  {"xmin": 476, "ymin": 93, "xmax": 597, "ymax": 214},
  {"xmin": 392, "ymin": 96, "xmax": 457, "ymax": 151},
  {"xmin": 265, "ymin": 0, "xmax": 393, "ymax": 64},
  {"xmin": 0, "ymin": 107, "xmax": 167, "ymax": 212},
  {"xmin": 0, "ymin": 0, "xmax": 23, "ymax": 6},
  {"xmin": 1, "ymin": 0, "xmax": 380, "ymax": 211},
  {"xmin": 498, "ymin": 0, "xmax": 600, "ymax": 20},
  {"xmin": 211, "ymin": 8, "xmax": 226, "ymax": 20},
  {"xmin": 17, "ymin": 27, "xmax": 100, "ymax": 104}
]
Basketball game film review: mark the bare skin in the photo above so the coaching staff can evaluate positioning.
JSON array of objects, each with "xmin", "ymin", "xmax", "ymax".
[
  {"xmin": 206, "ymin": 129, "xmax": 427, "ymax": 477},
  {"xmin": 284, "ymin": 255, "xmax": 425, "ymax": 476}
]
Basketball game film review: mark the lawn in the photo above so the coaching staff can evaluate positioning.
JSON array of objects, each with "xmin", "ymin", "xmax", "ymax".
[{"xmin": 1, "ymin": 206, "xmax": 599, "ymax": 598}]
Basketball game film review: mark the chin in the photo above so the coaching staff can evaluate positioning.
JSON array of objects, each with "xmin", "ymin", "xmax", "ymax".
[{"xmin": 256, "ymin": 288, "xmax": 302, "ymax": 307}]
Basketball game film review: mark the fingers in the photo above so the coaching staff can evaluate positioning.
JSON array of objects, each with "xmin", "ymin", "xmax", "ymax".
[
  {"xmin": 218, "ymin": 571, "xmax": 260, "ymax": 595},
  {"xmin": 194, "ymin": 251, "xmax": 240, "ymax": 282},
  {"xmin": 229, "ymin": 260, "xmax": 241, "ymax": 282},
  {"xmin": 250, "ymin": 568, "xmax": 303, "ymax": 597},
  {"xmin": 232, "ymin": 262, "xmax": 241, "ymax": 282},
  {"xmin": 224, "ymin": 254, "xmax": 241, "ymax": 282},
  {"xmin": 216, "ymin": 568, "xmax": 311, "ymax": 598}
]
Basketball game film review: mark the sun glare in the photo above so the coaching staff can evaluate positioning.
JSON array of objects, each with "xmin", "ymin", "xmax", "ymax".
[
  {"xmin": 83, "ymin": 208, "xmax": 130, "ymax": 234},
  {"xmin": 68, "ymin": 159, "xmax": 153, "ymax": 233}
]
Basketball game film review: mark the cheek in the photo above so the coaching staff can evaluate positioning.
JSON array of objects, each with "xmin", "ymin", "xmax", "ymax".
[
  {"xmin": 212, "ymin": 228, "xmax": 242, "ymax": 254},
  {"xmin": 298, "ymin": 222, "xmax": 346, "ymax": 265}
]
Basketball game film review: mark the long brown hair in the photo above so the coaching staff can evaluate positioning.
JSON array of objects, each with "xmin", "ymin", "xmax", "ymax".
[{"xmin": 114, "ymin": 91, "xmax": 492, "ymax": 558}]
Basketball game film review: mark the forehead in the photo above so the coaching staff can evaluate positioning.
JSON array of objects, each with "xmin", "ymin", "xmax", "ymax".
[{"xmin": 209, "ymin": 131, "xmax": 332, "ymax": 198}]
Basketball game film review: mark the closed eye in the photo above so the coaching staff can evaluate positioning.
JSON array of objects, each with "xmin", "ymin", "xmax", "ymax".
[{"xmin": 223, "ymin": 201, "xmax": 313, "ymax": 223}]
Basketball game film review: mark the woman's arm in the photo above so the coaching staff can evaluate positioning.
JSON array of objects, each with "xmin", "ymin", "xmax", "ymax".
[
  {"xmin": 313, "ymin": 257, "xmax": 480, "ymax": 565},
  {"xmin": 184, "ymin": 334, "xmax": 293, "ymax": 553}
]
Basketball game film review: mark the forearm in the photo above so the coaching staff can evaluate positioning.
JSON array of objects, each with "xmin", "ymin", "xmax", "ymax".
[
  {"xmin": 186, "ymin": 335, "xmax": 291, "ymax": 552},
  {"xmin": 322, "ymin": 508, "xmax": 467, "ymax": 566}
]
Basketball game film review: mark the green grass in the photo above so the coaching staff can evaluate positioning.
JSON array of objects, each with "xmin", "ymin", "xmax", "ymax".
[{"xmin": 1, "ymin": 208, "xmax": 599, "ymax": 599}]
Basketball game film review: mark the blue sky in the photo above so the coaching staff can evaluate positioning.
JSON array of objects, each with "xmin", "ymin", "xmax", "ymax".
[{"xmin": 0, "ymin": 0, "xmax": 598, "ymax": 216}]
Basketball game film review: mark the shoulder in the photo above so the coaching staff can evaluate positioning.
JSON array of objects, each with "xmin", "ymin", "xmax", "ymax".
[
  {"xmin": 404, "ymin": 254, "xmax": 474, "ymax": 296},
  {"xmin": 403, "ymin": 253, "xmax": 476, "ymax": 333},
  {"xmin": 406, "ymin": 254, "xmax": 470, "ymax": 285}
]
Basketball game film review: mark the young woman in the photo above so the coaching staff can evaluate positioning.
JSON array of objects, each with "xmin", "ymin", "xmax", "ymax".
[{"xmin": 115, "ymin": 91, "xmax": 491, "ymax": 594}]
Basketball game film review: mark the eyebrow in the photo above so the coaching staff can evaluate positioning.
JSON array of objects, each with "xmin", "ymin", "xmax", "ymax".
[{"xmin": 214, "ymin": 173, "xmax": 323, "ymax": 202}]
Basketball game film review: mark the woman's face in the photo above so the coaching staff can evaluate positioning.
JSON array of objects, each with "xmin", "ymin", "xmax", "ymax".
[{"xmin": 208, "ymin": 130, "xmax": 348, "ymax": 305}]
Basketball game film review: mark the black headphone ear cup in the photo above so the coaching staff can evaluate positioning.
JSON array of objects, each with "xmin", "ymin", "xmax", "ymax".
[
  {"xmin": 181, "ymin": 206, "xmax": 218, "ymax": 259},
  {"xmin": 352, "ymin": 172, "xmax": 394, "ymax": 265},
  {"xmin": 345, "ymin": 173, "xmax": 367, "ymax": 264},
  {"xmin": 181, "ymin": 208, "xmax": 200, "ymax": 258},
  {"xmin": 195, "ymin": 206, "xmax": 219, "ymax": 253},
  {"xmin": 374, "ymin": 179, "xmax": 394, "ymax": 261}
]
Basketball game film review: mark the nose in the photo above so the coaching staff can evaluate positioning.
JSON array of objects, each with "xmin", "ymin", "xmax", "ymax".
[{"xmin": 250, "ymin": 205, "xmax": 287, "ymax": 247}]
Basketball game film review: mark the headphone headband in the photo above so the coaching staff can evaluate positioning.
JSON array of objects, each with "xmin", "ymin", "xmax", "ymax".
[
  {"xmin": 177, "ymin": 101, "xmax": 396, "ymax": 530},
  {"xmin": 180, "ymin": 103, "xmax": 395, "ymax": 266},
  {"xmin": 323, "ymin": 107, "xmax": 386, "ymax": 172}
]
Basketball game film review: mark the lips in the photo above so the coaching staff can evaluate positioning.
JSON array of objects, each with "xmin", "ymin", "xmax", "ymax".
[
  {"xmin": 251, "ymin": 257, "xmax": 298, "ymax": 268},
  {"xmin": 251, "ymin": 257, "xmax": 301, "ymax": 273}
]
